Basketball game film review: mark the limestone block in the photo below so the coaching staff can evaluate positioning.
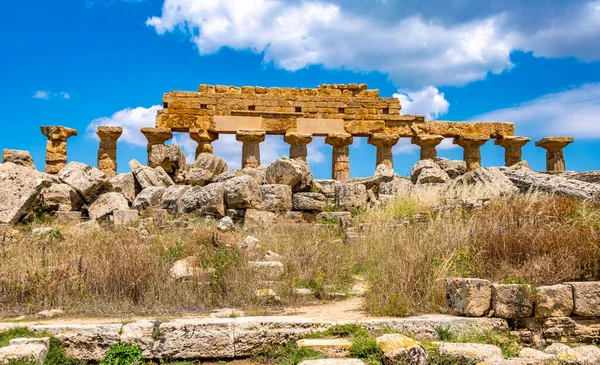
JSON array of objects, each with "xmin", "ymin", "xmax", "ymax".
[
  {"xmin": 224, "ymin": 175, "xmax": 261, "ymax": 209},
  {"xmin": 113, "ymin": 210, "xmax": 139, "ymax": 226},
  {"xmin": 248, "ymin": 261, "xmax": 284, "ymax": 280},
  {"xmin": 133, "ymin": 187, "xmax": 166, "ymax": 211},
  {"xmin": 217, "ymin": 216, "xmax": 235, "ymax": 232},
  {"xmin": 434, "ymin": 157, "xmax": 466, "ymax": 179},
  {"xmin": 32, "ymin": 324, "xmax": 121, "ymax": 361},
  {"xmin": 444, "ymin": 278, "xmax": 492, "ymax": 317},
  {"xmin": 410, "ymin": 160, "xmax": 449, "ymax": 184},
  {"xmin": 185, "ymin": 167, "xmax": 213, "ymax": 186},
  {"xmin": 334, "ymin": 183, "xmax": 367, "ymax": 211},
  {"xmin": 379, "ymin": 176, "xmax": 412, "ymax": 195},
  {"xmin": 58, "ymin": 162, "xmax": 111, "ymax": 203},
  {"xmin": 492, "ymin": 284, "xmax": 535, "ymax": 319},
  {"xmin": 215, "ymin": 169, "xmax": 244, "ymax": 182},
  {"xmin": 314, "ymin": 179, "xmax": 336, "ymax": 197},
  {"xmin": 535, "ymin": 284, "xmax": 573, "ymax": 318},
  {"xmin": 129, "ymin": 159, "xmax": 174, "ymax": 189},
  {"xmin": 55, "ymin": 211, "xmax": 82, "ymax": 224},
  {"xmin": 297, "ymin": 339, "xmax": 351, "ymax": 358},
  {"xmin": 88, "ymin": 192, "xmax": 129, "ymax": 220},
  {"xmin": 191, "ymin": 153, "xmax": 228, "ymax": 175},
  {"xmin": 110, "ymin": 172, "xmax": 140, "ymax": 203},
  {"xmin": 160, "ymin": 185, "xmax": 191, "ymax": 214},
  {"xmin": 120, "ymin": 320, "xmax": 157, "ymax": 358},
  {"xmin": 501, "ymin": 167, "xmax": 600, "ymax": 200},
  {"xmin": 154, "ymin": 318, "xmax": 235, "ymax": 359},
  {"xmin": 518, "ymin": 347, "xmax": 556, "ymax": 362},
  {"xmin": 2, "ymin": 149, "xmax": 35, "ymax": 169},
  {"xmin": 40, "ymin": 183, "xmax": 83, "ymax": 212},
  {"xmin": 259, "ymin": 184, "xmax": 293, "ymax": 212},
  {"xmin": 453, "ymin": 167, "xmax": 518, "ymax": 197},
  {"xmin": 0, "ymin": 337, "xmax": 49, "ymax": 364},
  {"xmin": 233, "ymin": 317, "xmax": 332, "ymax": 357},
  {"xmin": 265, "ymin": 158, "xmax": 314, "ymax": 192},
  {"xmin": 244, "ymin": 209, "xmax": 276, "ymax": 227},
  {"xmin": 0, "ymin": 163, "xmax": 51, "ymax": 224},
  {"xmin": 177, "ymin": 183, "xmax": 226, "ymax": 216},
  {"xmin": 293, "ymin": 192, "xmax": 326, "ymax": 212},
  {"xmin": 543, "ymin": 343, "xmax": 588, "ymax": 363},
  {"xmin": 169, "ymin": 257, "xmax": 196, "ymax": 280},
  {"xmin": 242, "ymin": 165, "xmax": 268, "ymax": 185},
  {"xmin": 435, "ymin": 342, "xmax": 502, "ymax": 363},
  {"xmin": 148, "ymin": 144, "xmax": 186, "ymax": 177},
  {"xmin": 564, "ymin": 282, "xmax": 600, "ymax": 317},
  {"xmin": 573, "ymin": 345, "xmax": 600, "ymax": 364},
  {"xmin": 376, "ymin": 334, "xmax": 428, "ymax": 365}
]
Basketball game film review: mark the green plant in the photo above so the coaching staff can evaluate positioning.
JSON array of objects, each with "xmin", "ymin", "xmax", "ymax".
[
  {"xmin": 0, "ymin": 327, "xmax": 76, "ymax": 365},
  {"xmin": 254, "ymin": 342, "xmax": 323, "ymax": 365},
  {"xmin": 499, "ymin": 276, "xmax": 527, "ymax": 285},
  {"xmin": 305, "ymin": 324, "xmax": 362, "ymax": 339},
  {"xmin": 434, "ymin": 326, "xmax": 453, "ymax": 341},
  {"xmin": 164, "ymin": 242, "xmax": 185, "ymax": 262},
  {"xmin": 348, "ymin": 329, "xmax": 383, "ymax": 365},
  {"xmin": 453, "ymin": 329, "xmax": 521, "ymax": 358},
  {"xmin": 100, "ymin": 344, "xmax": 143, "ymax": 365},
  {"xmin": 422, "ymin": 342, "xmax": 476, "ymax": 365}
]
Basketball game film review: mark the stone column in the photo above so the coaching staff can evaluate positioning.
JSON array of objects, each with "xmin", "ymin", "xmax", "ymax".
[
  {"xmin": 325, "ymin": 133, "xmax": 353, "ymax": 181},
  {"xmin": 535, "ymin": 137, "xmax": 574, "ymax": 172},
  {"xmin": 190, "ymin": 128, "xmax": 218, "ymax": 158},
  {"xmin": 494, "ymin": 136, "xmax": 531, "ymax": 167},
  {"xmin": 96, "ymin": 126, "xmax": 123, "ymax": 177},
  {"xmin": 367, "ymin": 133, "xmax": 399, "ymax": 168},
  {"xmin": 452, "ymin": 134, "xmax": 490, "ymax": 172},
  {"xmin": 236, "ymin": 130, "xmax": 266, "ymax": 168},
  {"xmin": 284, "ymin": 133, "xmax": 313, "ymax": 161},
  {"xmin": 411, "ymin": 135, "xmax": 444, "ymax": 160},
  {"xmin": 40, "ymin": 126, "xmax": 78, "ymax": 174},
  {"xmin": 140, "ymin": 127, "xmax": 172, "ymax": 167}
]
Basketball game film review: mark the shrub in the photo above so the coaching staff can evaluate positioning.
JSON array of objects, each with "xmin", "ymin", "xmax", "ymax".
[{"xmin": 100, "ymin": 344, "xmax": 143, "ymax": 365}]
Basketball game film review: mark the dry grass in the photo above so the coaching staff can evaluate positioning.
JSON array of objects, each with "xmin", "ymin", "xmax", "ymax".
[{"xmin": 0, "ymin": 191, "xmax": 599, "ymax": 318}]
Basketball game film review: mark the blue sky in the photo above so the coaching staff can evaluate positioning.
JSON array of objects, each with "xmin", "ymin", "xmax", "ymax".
[{"xmin": 2, "ymin": 0, "xmax": 600, "ymax": 178}]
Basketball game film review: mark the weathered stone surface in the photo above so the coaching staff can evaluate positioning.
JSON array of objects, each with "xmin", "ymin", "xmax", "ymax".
[
  {"xmin": 563, "ymin": 171, "xmax": 600, "ymax": 184},
  {"xmin": 0, "ymin": 163, "xmax": 51, "ymax": 224},
  {"xmin": 129, "ymin": 159, "xmax": 174, "ymax": 189},
  {"xmin": 234, "ymin": 317, "xmax": 332, "ymax": 357},
  {"xmin": 0, "ymin": 337, "xmax": 49, "ymax": 364},
  {"xmin": 299, "ymin": 360, "xmax": 365, "ymax": 365},
  {"xmin": 39, "ymin": 183, "xmax": 83, "ymax": 212},
  {"xmin": 244, "ymin": 209, "xmax": 277, "ymax": 227},
  {"xmin": 58, "ymin": 162, "xmax": 111, "ymax": 203},
  {"xmin": 109, "ymin": 172, "xmax": 140, "ymax": 204},
  {"xmin": 2, "ymin": 149, "xmax": 35, "ymax": 169},
  {"xmin": 241, "ymin": 235, "xmax": 261, "ymax": 251},
  {"xmin": 177, "ymin": 183, "xmax": 226, "ymax": 216},
  {"xmin": 169, "ymin": 257, "xmax": 195, "ymax": 280},
  {"xmin": 434, "ymin": 157, "xmax": 466, "ymax": 179},
  {"xmin": 113, "ymin": 210, "xmax": 139, "ymax": 226},
  {"xmin": 501, "ymin": 167, "xmax": 600, "ymax": 200},
  {"xmin": 32, "ymin": 324, "xmax": 121, "ymax": 361},
  {"xmin": 259, "ymin": 184, "xmax": 293, "ymax": 212},
  {"xmin": 215, "ymin": 169, "xmax": 244, "ymax": 182},
  {"xmin": 161, "ymin": 185, "xmax": 191, "ymax": 214},
  {"xmin": 88, "ymin": 192, "xmax": 129, "ymax": 220},
  {"xmin": 335, "ymin": 183, "xmax": 367, "ymax": 211},
  {"xmin": 192, "ymin": 153, "xmax": 228, "ymax": 175},
  {"xmin": 297, "ymin": 339, "xmax": 351, "ymax": 358},
  {"xmin": 119, "ymin": 320, "xmax": 157, "ymax": 358},
  {"xmin": 217, "ymin": 216, "xmax": 235, "ymax": 231},
  {"xmin": 517, "ymin": 316, "xmax": 600, "ymax": 344},
  {"xmin": 224, "ymin": 175, "xmax": 260, "ymax": 209},
  {"xmin": 379, "ymin": 176, "xmax": 412, "ymax": 195},
  {"xmin": 435, "ymin": 342, "xmax": 502, "ymax": 363},
  {"xmin": 535, "ymin": 284, "xmax": 573, "ymax": 318},
  {"xmin": 148, "ymin": 144, "xmax": 186, "ymax": 181},
  {"xmin": 564, "ymin": 282, "xmax": 600, "ymax": 317},
  {"xmin": 154, "ymin": 318, "xmax": 235, "ymax": 359},
  {"xmin": 411, "ymin": 160, "xmax": 449, "ymax": 184},
  {"xmin": 133, "ymin": 187, "xmax": 166, "ymax": 211},
  {"xmin": 242, "ymin": 165, "xmax": 268, "ymax": 185},
  {"xmin": 519, "ymin": 347, "xmax": 556, "ymax": 362},
  {"xmin": 55, "ymin": 211, "xmax": 82, "ymax": 223},
  {"xmin": 444, "ymin": 278, "xmax": 492, "ymax": 317},
  {"xmin": 376, "ymin": 334, "xmax": 428, "ymax": 365},
  {"xmin": 315, "ymin": 179, "xmax": 336, "ymax": 197},
  {"xmin": 266, "ymin": 158, "xmax": 314, "ymax": 192},
  {"xmin": 184, "ymin": 167, "xmax": 213, "ymax": 186},
  {"xmin": 543, "ymin": 343, "xmax": 588, "ymax": 363},
  {"xmin": 248, "ymin": 261, "xmax": 284, "ymax": 280},
  {"xmin": 453, "ymin": 167, "xmax": 518, "ymax": 196},
  {"xmin": 492, "ymin": 284, "xmax": 535, "ymax": 319},
  {"xmin": 573, "ymin": 345, "xmax": 600, "ymax": 364},
  {"xmin": 293, "ymin": 192, "xmax": 326, "ymax": 212}
]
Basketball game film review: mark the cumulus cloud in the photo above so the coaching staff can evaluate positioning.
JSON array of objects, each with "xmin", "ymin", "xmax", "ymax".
[
  {"xmin": 395, "ymin": 86, "xmax": 449, "ymax": 120},
  {"xmin": 33, "ymin": 90, "xmax": 71, "ymax": 100},
  {"xmin": 472, "ymin": 83, "xmax": 600, "ymax": 138},
  {"xmin": 86, "ymin": 105, "xmax": 161, "ymax": 146},
  {"xmin": 146, "ymin": 0, "xmax": 600, "ymax": 89}
]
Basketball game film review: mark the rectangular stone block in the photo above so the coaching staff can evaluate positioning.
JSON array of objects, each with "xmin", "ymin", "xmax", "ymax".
[
  {"xmin": 565, "ymin": 282, "xmax": 600, "ymax": 317},
  {"xmin": 535, "ymin": 284, "xmax": 573, "ymax": 318},
  {"xmin": 444, "ymin": 278, "xmax": 492, "ymax": 317},
  {"xmin": 492, "ymin": 284, "xmax": 535, "ymax": 319},
  {"xmin": 113, "ymin": 210, "xmax": 139, "ymax": 226}
]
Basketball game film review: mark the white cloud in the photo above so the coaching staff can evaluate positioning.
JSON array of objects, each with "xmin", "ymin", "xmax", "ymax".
[
  {"xmin": 472, "ymin": 83, "xmax": 600, "ymax": 138},
  {"xmin": 395, "ymin": 86, "xmax": 450, "ymax": 120},
  {"xmin": 146, "ymin": 0, "xmax": 600, "ymax": 90},
  {"xmin": 86, "ymin": 105, "xmax": 161, "ymax": 146},
  {"xmin": 33, "ymin": 90, "xmax": 71, "ymax": 100}
]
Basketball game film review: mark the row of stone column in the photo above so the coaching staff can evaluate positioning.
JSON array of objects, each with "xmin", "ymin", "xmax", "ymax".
[{"xmin": 37, "ymin": 125, "xmax": 574, "ymax": 180}]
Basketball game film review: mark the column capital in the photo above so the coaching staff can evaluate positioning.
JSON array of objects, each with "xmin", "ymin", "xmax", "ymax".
[
  {"xmin": 453, "ymin": 134, "xmax": 490, "ymax": 148},
  {"xmin": 535, "ymin": 136, "xmax": 574, "ymax": 151},
  {"xmin": 368, "ymin": 133, "xmax": 399, "ymax": 147},
  {"xmin": 189, "ymin": 128, "xmax": 218, "ymax": 143},
  {"xmin": 40, "ymin": 126, "xmax": 78, "ymax": 141},
  {"xmin": 284, "ymin": 132, "xmax": 313, "ymax": 145},
  {"xmin": 411, "ymin": 134, "xmax": 444, "ymax": 147},
  {"xmin": 236, "ymin": 129, "xmax": 266, "ymax": 143},
  {"xmin": 325, "ymin": 133, "xmax": 353, "ymax": 147},
  {"xmin": 495, "ymin": 136, "xmax": 530, "ymax": 148},
  {"xmin": 141, "ymin": 127, "xmax": 172, "ymax": 144},
  {"xmin": 96, "ymin": 126, "xmax": 123, "ymax": 140}
]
